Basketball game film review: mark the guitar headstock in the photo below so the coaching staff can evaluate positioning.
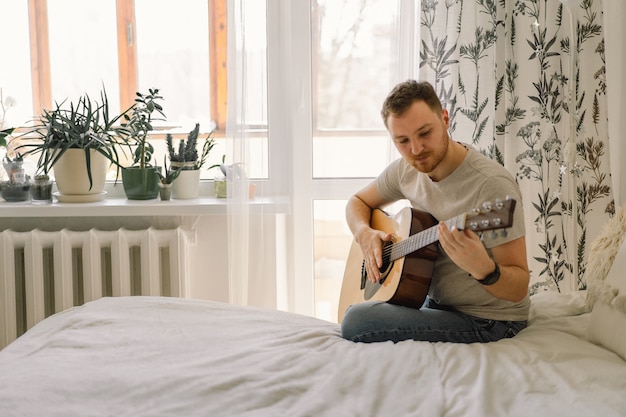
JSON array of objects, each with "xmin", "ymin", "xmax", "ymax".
[{"xmin": 462, "ymin": 198, "xmax": 516, "ymax": 232}]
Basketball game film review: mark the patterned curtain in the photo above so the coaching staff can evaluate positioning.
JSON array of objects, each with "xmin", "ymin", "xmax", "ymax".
[{"xmin": 418, "ymin": 0, "xmax": 612, "ymax": 294}]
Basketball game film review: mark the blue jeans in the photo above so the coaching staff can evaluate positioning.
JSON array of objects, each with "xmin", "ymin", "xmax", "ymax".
[{"xmin": 341, "ymin": 298, "xmax": 527, "ymax": 343}]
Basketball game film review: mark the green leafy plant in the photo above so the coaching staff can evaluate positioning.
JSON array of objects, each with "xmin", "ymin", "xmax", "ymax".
[
  {"xmin": 166, "ymin": 123, "xmax": 216, "ymax": 170},
  {"xmin": 121, "ymin": 89, "xmax": 165, "ymax": 169},
  {"xmin": 157, "ymin": 156, "xmax": 183, "ymax": 184},
  {"xmin": 0, "ymin": 128, "xmax": 13, "ymax": 149},
  {"xmin": 18, "ymin": 88, "xmax": 129, "ymax": 188}
]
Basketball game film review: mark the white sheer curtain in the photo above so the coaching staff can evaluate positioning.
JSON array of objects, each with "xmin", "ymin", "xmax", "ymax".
[
  {"xmin": 225, "ymin": 0, "xmax": 286, "ymax": 309},
  {"xmin": 225, "ymin": 0, "xmax": 255, "ymax": 307},
  {"xmin": 224, "ymin": 0, "xmax": 418, "ymax": 316}
]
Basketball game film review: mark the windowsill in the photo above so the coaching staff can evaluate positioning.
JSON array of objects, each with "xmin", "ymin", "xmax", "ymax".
[
  {"xmin": 0, "ymin": 180, "xmax": 289, "ymax": 217},
  {"xmin": 0, "ymin": 195, "xmax": 290, "ymax": 218}
]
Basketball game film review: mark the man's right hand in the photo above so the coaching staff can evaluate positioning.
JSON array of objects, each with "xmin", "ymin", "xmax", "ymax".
[
  {"xmin": 345, "ymin": 183, "xmax": 394, "ymax": 283},
  {"xmin": 356, "ymin": 227, "xmax": 394, "ymax": 283}
]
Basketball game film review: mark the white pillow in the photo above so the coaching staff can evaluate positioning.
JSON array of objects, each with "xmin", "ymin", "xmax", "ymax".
[
  {"xmin": 585, "ymin": 205, "xmax": 626, "ymax": 285},
  {"xmin": 587, "ymin": 236, "xmax": 626, "ymax": 360}
]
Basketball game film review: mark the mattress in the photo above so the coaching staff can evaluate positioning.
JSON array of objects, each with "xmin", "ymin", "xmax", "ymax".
[{"xmin": 0, "ymin": 291, "xmax": 624, "ymax": 417}]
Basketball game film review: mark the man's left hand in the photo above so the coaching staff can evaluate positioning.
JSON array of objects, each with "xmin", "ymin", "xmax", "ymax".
[{"xmin": 437, "ymin": 221, "xmax": 494, "ymax": 280}]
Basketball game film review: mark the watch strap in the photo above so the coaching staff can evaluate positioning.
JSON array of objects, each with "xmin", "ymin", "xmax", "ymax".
[{"xmin": 479, "ymin": 262, "xmax": 500, "ymax": 286}]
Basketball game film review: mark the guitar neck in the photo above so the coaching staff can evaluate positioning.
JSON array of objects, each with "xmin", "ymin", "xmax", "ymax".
[{"xmin": 389, "ymin": 214, "xmax": 465, "ymax": 262}]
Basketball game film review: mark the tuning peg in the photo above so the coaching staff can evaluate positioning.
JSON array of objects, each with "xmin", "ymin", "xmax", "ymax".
[
  {"xmin": 471, "ymin": 208, "xmax": 480, "ymax": 215},
  {"xmin": 482, "ymin": 201, "xmax": 493, "ymax": 212},
  {"xmin": 492, "ymin": 217, "xmax": 502, "ymax": 226},
  {"xmin": 469, "ymin": 221, "xmax": 479, "ymax": 230},
  {"xmin": 481, "ymin": 219, "xmax": 490, "ymax": 228},
  {"xmin": 494, "ymin": 198, "xmax": 504, "ymax": 210}
]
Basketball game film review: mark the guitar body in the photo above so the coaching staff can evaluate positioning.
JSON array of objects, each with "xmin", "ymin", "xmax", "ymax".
[{"xmin": 338, "ymin": 207, "xmax": 440, "ymax": 322}]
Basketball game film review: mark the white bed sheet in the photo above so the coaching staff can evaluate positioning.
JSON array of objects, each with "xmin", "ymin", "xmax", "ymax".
[{"xmin": 0, "ymin": 292, "xmax": 624, "ymax": 417}]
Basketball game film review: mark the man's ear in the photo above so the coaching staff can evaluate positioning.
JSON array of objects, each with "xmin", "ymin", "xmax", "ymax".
[{"xmin": 441, "ymin": 109, "xmax": 450, "ymax": 128}]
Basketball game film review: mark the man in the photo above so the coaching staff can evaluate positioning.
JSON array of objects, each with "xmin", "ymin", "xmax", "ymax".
[{"xmin": 341, "ymin": 80, "xmax": 530, "ymax": 343}]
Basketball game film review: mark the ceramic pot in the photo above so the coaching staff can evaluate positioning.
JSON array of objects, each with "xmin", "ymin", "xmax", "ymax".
[
  {"xmin": 159, "ymin": 183, "xmax": 172, "ymax": 201},
  {"xmin": 52, "ymin": 149, "xmax": 108, "ymax": 195},
  {"xmin": 121, "ymin": 167, "xmax": 160, "ymax": 200},
  {"xmin": 172, "ymin": 169, "xmax": 200, "ymax": 199}
]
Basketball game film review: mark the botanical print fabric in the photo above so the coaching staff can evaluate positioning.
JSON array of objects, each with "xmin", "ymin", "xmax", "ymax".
[{"xmin": 418, "ymin": 0, "xmax": 612, "ymax": 294}]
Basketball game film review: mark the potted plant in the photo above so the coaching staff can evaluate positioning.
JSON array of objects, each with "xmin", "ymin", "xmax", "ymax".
[
  {"xmin": 18, "ymin": 88, "xmax": 129, "ymax": 203},
  {"xmin": 0, "ymin": 153, "xmax": 30, "ymax": 202},
  {"xmin": 214, "ymin": 159, "xmax": 256, "ymax": 199},
  {"xmin": 213, "ymin": 155, "xmax": 228, "ymax": 198},
  {"xmin": 30, "ymin": 173, "xmax": 53, "ymax": 204},
  {"xmin": 0, "ymin": 89, "xmax": 30, "ymax": 202},
  {"xmin": 119, "ymin": 89, "xmax": 165, "ymax": 200},
  {"xmin": 156, "ymin": 156, "xmax": 183, "ymax": 201},
  {"xmin": 166, "ymin": 123, "xmax": 215, "ymax": 199}
]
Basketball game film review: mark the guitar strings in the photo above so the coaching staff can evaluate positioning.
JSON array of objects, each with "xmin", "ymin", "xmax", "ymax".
[
  {"xmin": 379, "ymin": 215, "xmax": 465, "ymax": 260},
  {"xmin": 380, "ymin": 226, "xmax": 439, "ymax": 259},
  {"xmin": 376, "ymin": 210, "xmax": 507, "ymax": 261}
]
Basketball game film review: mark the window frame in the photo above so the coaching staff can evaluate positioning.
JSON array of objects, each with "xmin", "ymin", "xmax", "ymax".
[
  {"xmin": 267, "ymin": 0, "xmax": 419, "ymax": 316},
  {"xmin": 26, "ymin": 0, "xmax": 228, "ymax": 132}
]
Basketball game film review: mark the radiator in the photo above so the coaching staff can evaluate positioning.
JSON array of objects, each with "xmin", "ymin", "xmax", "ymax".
[{"xmin": 0, "ymin": 227, "xmax": 192, "ymax": 349}]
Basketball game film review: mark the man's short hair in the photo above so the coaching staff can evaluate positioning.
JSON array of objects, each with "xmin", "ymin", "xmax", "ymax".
[{"xmin": 381, "ymin": 80, "xmax": 443, "ymax": 128}]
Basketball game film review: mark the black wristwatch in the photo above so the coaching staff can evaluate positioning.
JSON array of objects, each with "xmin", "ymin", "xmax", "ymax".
[{"xmin": 479, "ymin": 262, "xmax": 500, "ymax": 286}]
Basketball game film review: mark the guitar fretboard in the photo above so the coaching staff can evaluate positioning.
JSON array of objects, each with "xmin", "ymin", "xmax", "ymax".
[{"xmin": 389, "ymin": 214, "xmax": 466, "ymax": 262}]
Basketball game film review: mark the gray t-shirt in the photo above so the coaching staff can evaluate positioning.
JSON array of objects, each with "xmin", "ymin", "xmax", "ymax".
[{"xmin": 376, "ymin": 144, "xmax": 530, "ymax": 321}]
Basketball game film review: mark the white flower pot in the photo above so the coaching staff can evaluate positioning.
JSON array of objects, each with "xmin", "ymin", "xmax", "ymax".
[
  {"xmin": 53, "ymin": 149, "xmax": 108, "ymax": 195},
  {"xmin": 172, "ymin": 169, "xmax": 200, "ymax": 199}
]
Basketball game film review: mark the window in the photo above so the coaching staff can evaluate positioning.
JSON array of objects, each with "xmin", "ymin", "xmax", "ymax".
[
  {"xmin": 134, "ymin": 0, "xmax": 212, "ymax": 129},
  {"xmin": 2, "ymin": 1, "xmax": 420, "ymax": 319},
  {"xmin": 0, "ymin": 3, "xmax": 33, "ymax": 128},
  {"xmin": 1, "ymin": 0, "xmax": 229, "ymax": 179},
  {"xmin": 47, "ymin": 1, "xmax": 120, "ymax": 111},
  {"xmin": 313, "ymin": 199, "xmax": 353, "ymax": 322},
  {"xmin": 306, "ymin": 0, "xmax": 417, "ymax": 320},
  {"xmin": 311, "ymin": 0, "xmax": 400, "ymax": 179},
  {"xmin": 261, "ymin": 0, "xmax": 418, "ymax": 319}
]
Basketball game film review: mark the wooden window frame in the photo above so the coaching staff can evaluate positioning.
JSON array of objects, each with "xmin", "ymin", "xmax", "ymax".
[{"xmin": 26, "ymin": 0, "xmax": 227, "ymax": 131}]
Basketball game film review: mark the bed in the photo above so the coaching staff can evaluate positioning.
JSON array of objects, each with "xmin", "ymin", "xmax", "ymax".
[
  {"xmin": 0, "ymin": 289, "xmax": 624, "ymax": 417},
  {"xmin": 2, "ymin": 213, "xmax": 626, "ymax": 417}
]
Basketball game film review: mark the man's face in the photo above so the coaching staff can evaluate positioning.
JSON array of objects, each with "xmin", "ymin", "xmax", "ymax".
[{"xmin": 386, "ymin": 100, "xmax": 450, "ymax": 176}]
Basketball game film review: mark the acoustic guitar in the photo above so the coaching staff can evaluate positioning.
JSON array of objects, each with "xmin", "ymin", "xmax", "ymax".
[{"xmin": 337, "ymin": 199, "xmax": 516, "ymax": 322}]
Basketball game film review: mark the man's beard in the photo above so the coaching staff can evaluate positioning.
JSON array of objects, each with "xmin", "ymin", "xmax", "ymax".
[{"xmin": 411, "ymin": 134, "xmax": 449, "ymax": 174}]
